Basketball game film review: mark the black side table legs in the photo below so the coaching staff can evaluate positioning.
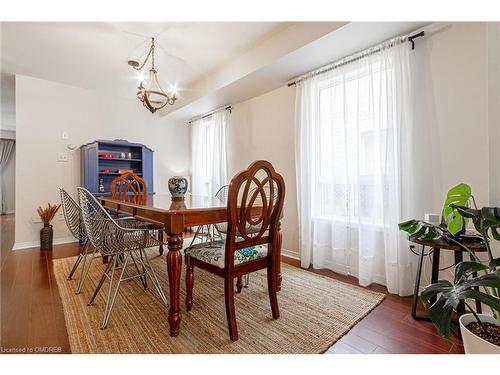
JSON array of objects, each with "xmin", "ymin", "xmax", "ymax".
[{"xmin": 411, "ymin": 245, "xmax": 439, "ymax": 320}]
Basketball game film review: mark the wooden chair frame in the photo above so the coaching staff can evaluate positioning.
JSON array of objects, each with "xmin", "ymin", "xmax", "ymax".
[
  {"xmin": 110, "ymin": 172, "xmax": 164, "ymax": 255},
  {"xmin": 185, "ymin": 160, "xmax": 285, "ymax": 341}
]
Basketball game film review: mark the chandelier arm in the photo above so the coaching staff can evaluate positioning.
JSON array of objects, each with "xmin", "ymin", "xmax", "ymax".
[
  {"xmin": 152, "ymin": 70, "xmax": 168, "ymax": 97},
  {"xmin": 133, "ymin": 45, "xmax": 153, "ymax": 71}
]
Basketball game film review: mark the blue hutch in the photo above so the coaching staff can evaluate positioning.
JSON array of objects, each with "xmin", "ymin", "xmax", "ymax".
[{"xmin": 81, "ymin": 139, "xmax": 154, "ymax": 196}]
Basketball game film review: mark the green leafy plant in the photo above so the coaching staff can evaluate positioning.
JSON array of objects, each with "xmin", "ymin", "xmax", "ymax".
[
  {"xmin": 398, "ymin": 183, "xmax": 500, "ymax": 340},
  {"xmin": 442, "ymin": 183, "xmax": 472, "ymax": 236},
  {"xmin": 398, "ymin": 183, "xmax": 473, "ymax": 243}
]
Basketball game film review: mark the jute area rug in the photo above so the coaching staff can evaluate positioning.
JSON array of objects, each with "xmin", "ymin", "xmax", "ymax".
[{"xmin": 53, "ymin": 251, "xmax": 384, "ymax": 354}]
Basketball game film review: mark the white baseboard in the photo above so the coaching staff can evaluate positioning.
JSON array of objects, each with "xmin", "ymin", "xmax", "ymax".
[
  {"xmin": 1, "ymin": 210, "xmax": 15, "ymax": 215},
  {"xmin": 12, "ymin": 237, "xmax": 78, "ymax": 251},
  {"xmin": 281, "ymin": 248, "xmax": 300, "ymax": 260}
]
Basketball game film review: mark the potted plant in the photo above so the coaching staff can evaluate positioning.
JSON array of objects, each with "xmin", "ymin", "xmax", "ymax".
[
  {"xmin": 37, "ymin": 203, "xmax": 61, "ymax": 250},
  {"xmin": 399, "ymin": 183, "xmax": 500, "ymax": 353}
]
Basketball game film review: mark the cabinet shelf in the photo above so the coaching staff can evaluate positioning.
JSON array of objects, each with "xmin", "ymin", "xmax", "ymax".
[
  {"xmin": 99, "ymin": 172, "xmax": 142, "ymax": 176},
  {"xmin": 81, "ymin": 139, "xmax": 154, "ymax": 197},
  {"xmin": 98, "ymin": 157, "xmax": 142, "ymax": 162}
]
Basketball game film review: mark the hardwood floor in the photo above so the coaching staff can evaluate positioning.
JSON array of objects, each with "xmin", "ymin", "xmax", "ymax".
[{"xmin": 0, "ymin": 214, "xmax": 464, "ymax": 354}]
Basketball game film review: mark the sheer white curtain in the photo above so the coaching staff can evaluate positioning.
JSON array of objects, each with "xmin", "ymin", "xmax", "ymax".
[
  {"xmin": 0, "ymin": 139, "xmax": 15, "ymax": 214},
  {"xmin": 296, "ymin": 40, "xmax": 419, "ymax": 296},
  {"xmin": 190, "ymin": 109, "xmax": 229, "ymax": 197}
]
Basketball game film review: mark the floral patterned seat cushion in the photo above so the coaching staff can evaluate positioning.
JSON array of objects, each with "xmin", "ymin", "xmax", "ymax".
[{"xmin": 185, "ymin": 240, "xmax": 267, "ymax": 268}]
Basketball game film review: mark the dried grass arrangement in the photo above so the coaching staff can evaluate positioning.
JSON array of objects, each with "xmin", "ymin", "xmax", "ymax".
[{"xmin": 37, "ymin": 203, "xmax": 61, "ymax": 225}]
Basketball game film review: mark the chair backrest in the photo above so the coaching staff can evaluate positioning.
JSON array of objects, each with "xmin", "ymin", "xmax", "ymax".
[
  {"xmin": 224, "ymin": 160, "xmax": 285, "ymax": 268},
  {"xmin": 110, "ymin": 172, "xmax": 148, "ymax": 204},
  {"xmin": 215, "ymin": 184, "xmax": 230, "ymax": 203},
  {"xmin": 59, "ymin": 188, "xmax": 86, "ymax": 241},
  {"xmin": 77, "ymin": 187, "xmax": 121, "ymax": 255}
]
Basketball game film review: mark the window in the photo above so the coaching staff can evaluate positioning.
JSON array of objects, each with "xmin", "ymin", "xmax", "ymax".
[
  {"xmin": 190, "ymin": 109, "xmax": 229, "ymax": 197},
  {"xmin": 315, "ymin": 63, "xmax": 391, "ymax": 226}
]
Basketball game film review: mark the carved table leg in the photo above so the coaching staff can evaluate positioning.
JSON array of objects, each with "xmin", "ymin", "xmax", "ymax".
[{"xmin": 166, "ymin": 232, "xmax": 183, "ymax": 336}]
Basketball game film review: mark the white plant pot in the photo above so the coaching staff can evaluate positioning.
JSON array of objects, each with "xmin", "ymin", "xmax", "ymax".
[{"xmin": 459, "ymin": 313, "xmax": 500, "ymax": 354}]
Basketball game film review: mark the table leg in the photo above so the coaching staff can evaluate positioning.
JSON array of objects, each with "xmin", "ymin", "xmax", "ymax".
[
  {"xmin": 469, "ymin": 252, "xmax": 482, "ymax": 313},
  {"xmin": 411, "ymin": 245, "xmax": 426, "ymax": 320},
  {"xmin": 430, "ymin": 247, "xmax": 440, "ymax": 306},
  {"xmin": 454, "ymin": 251, "xmax": 465, "ymax": 318},
  {"xmin": 166, "ymin": 232, "xmax": 183, "ymax": 336}
]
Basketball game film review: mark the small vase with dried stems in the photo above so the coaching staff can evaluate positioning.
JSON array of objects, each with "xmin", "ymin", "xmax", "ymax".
[{"xmin": 37, "ymin": 203, "xmax": 61, "ymax": 250}]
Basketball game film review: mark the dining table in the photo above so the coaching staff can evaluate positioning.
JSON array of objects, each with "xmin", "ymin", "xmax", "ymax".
[{"xmin": 100, "ymin": 193, "xmax": 283, "ymax": 337}]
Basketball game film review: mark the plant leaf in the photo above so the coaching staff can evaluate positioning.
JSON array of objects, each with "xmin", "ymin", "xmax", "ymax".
[
  {"xmin": 421, "ymin": 280, "xmax": 453, "ymax": 304},
  {"xmin": 442, "ymin": 183, "xmax": 472, "ymax": 235},
  {"xmin": 463, "ymin": 289, "xmax": 500, "ymax": 314},
  {"xmin": 463, "ymin": 270, "xmax": 500, "ymax": 289},
  {"xmin": 454, "ymin": 261, "xmax": 489, "ymax": 284},
  {"xmin": 490, "ymin": 257, "xmax": 500, "ymax": 269},
  {"xmin": 427, "ymin": 296, "xmax": 454, "ymax": 339},
  {"xmin": 398, "ymin": 219, "xmax": 441, "ymax": 241}
]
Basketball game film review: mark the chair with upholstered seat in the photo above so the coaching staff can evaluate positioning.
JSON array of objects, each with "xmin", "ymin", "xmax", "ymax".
[
  {"xmin": 184, "ymin": 160, "xmax": 285, "ymax": 341},
  {"xmin": 110, "ymin": 172, "xmax": 164, "ymax": 255}
]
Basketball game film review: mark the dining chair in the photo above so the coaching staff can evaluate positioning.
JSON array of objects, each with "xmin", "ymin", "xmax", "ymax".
[
  {"xmin": 184, "ymin": 160, "xmax": 285, "ymax": 341},
  {"xmin": 110, "ymin": 172, "xmax": 164, "ymax": 255},
  {"xmin": 77, "ymin": 187, "xmax": 168, "ymax": 329},
  {"xmin": 59, "ymin": 188, "xmax": 93, "ymax": 294},
  {"xmin": 187, "ymin": 185, "xmax": 228, "ymax": 247},
  {"xmin": 214, "ymin": 184, "xmax": 259, "ymax": 290}
]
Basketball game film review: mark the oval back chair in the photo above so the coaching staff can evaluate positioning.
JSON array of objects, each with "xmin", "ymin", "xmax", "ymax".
[
  {"xmin": 184, "ymin": 160, "xmax": 285, "ymax": 341},
  {"xmin": 110, "ymin": 172, "xmax": 148, "ymax": 204}
]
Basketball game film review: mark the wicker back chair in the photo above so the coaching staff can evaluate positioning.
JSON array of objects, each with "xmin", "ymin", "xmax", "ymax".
[
  {"xmin": 59, "ymin": 188, "xmax": 92, "ymax": 294},
  {"xmin": 77, "ymin": 187, "xmax": 168, "ymax": 329},
  {"xmin": 110, "ymin": 172, "xmax": 164, "ymax": 255}
]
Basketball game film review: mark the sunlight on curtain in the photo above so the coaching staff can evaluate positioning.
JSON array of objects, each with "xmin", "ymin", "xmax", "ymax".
[
  {"xmin": 190, "ymin": 109, "xmax": 229, "ymax": 197},
  {"xmin": 295, "ymin": 40, "xmax": 419, "ymax": 296}
]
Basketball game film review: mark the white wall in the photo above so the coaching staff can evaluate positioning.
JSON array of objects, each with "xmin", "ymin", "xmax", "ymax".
[
  {"xmin": 488, "ymin": 23, "xmax": 500, "ymax": 206},
  {"xmin": 14, "ymin": 75, "xmax": 190, "ymax": 249},
  {"xmin": 228, "ymin": 86, "xmax": 298, "ymax": 257},
  {"xmin": 428, "ymin": 22, "xmax": 490, "ymax": 206},
  {"xmin": 228, "ymin": 22, "xmax": 494, "ymax": 259}
]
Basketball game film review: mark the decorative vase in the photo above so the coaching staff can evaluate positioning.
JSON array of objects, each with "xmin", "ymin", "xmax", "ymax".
[
  {"xmin": 40, "ymin": 223, "xmax": 54, "ymax": 250},
  {"xmin": 168, "ymin": 176, "xmax": 188, "ymax": 201},
  {"xmin": 459, "ymin": 313, "xmax": 500, "ymax": 354}
]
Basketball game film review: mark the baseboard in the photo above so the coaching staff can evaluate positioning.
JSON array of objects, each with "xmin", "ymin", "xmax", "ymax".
[
  {"xmin": 281, "ymin": 248, "xmax": 300, "ymax": 260},
  {"xmin": 12, "ymin": 237, "xmax": 78, "ymax": 251},
  {"xmin": 1, "ymin": 210, "xmax": 15, "ymax": 215}
]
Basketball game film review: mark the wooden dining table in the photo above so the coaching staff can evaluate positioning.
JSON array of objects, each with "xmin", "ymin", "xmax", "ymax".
[{"xmin": 100, "ymin": 193, "xmax": 283, "ymax": 337}]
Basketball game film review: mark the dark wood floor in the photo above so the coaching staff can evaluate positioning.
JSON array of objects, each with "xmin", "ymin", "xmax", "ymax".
[{"xmin": 0, "ymin": 214, "xmax": 464, "ymax": 354}]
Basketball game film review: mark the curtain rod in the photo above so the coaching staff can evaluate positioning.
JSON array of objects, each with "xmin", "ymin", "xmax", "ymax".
[
  {"xmin": 187, "ymin": 105, "xmax": 232, "ymax": 124},
  {"xmin": 287, "ymin": 30, "xmax": 425, "ymax": 87}
]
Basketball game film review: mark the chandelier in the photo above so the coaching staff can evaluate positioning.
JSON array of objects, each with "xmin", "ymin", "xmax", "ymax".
[{"xmin": 127, "ymin": 37, "xmax": 177, "ymax": 113}]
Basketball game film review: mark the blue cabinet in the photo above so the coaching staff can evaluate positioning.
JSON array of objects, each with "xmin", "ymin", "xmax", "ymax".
[{"xmin": 81, "ymin": 139, "xmax": 154, "ymax": 196}]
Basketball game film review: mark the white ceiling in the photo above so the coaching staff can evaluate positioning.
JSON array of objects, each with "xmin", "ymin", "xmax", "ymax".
[
  {"xmin": 0, "ymin": 22, "xmax": 291, "ymax": 100},
  {"xmin": 1, "ymin": 21, "xmax": 432, "ymax": 123},
  {"xmin": 163, "ymin": 21, "xmax": 430, "ymax": 121}
]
